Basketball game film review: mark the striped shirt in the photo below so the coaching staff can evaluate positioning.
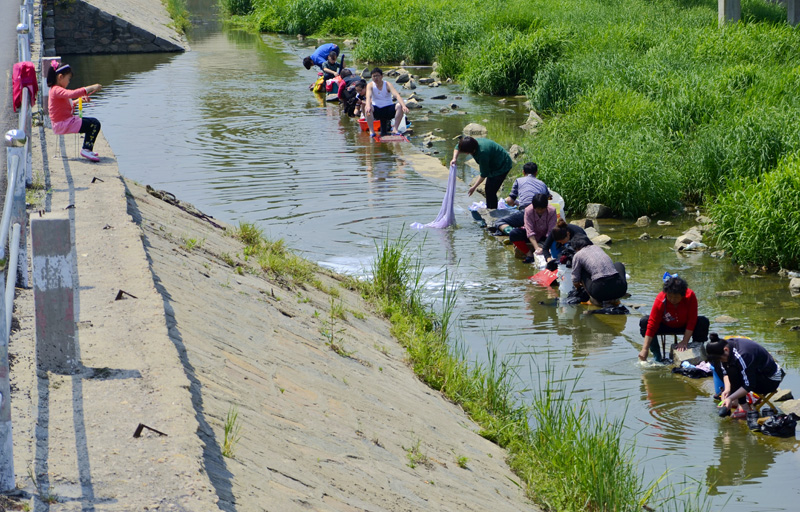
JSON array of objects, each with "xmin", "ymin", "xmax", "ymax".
[{"xmin": 509, "ymin": 176, "xmax": 548, "ymax": 209}]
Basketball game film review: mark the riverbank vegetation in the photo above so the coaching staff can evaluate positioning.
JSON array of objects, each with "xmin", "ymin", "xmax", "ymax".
[
  {"xmin": 163, "ymin": 0, "xmax": 190, "ymax": 33},
  {"xmin": 222, "ymin": 0, "xmax": 800, "ymax": 266},
  {"xmin": 360, "ymin": 235, "xmax": 710, "ymax": 511}
]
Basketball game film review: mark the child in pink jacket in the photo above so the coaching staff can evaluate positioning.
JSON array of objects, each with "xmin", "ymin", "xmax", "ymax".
[{"xmin": 47, "ymin": 62, "xmax": 103, "ymax": 162}]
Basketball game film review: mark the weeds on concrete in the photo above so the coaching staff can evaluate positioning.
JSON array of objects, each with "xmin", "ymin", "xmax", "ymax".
[
  {"xmin": 455, "ymin": 455, "xmax": 469, "ymax": 469},
  {"xmin": 234, "ymin": 222, "xmax": 317, "ymax": 285},
  {"xmin": 361, "ymin": 234, "xmax": 711, "ymax": 511},
  {"xmin": 181, "ymin": 236, "xmax": 203, "ymax": 251},
  {"xmin": 222, "ymin": 405, "xmax": 242, "ymax": 459},
  {"xmin": 27, "ymin": 467, "xmax": 57, "ymax": 504},
  {"xmin": 405, "ymin": 439, "xmax": 431, "ymax": 469}
]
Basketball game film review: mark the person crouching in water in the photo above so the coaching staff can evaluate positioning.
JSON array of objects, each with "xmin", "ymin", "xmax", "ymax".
[
  {"xmin": 570, "ymin": 235, "xmax": 627, "ymax": 306},
  {"xmin": 364, "ymin": 68, "xmax": 409, "ymax": 138},
  {"xmin": 491, "ymin": 162, "xmax": 548, "ymax": 235},
  {"xmin": 638, "ymin": 275, "xmax": 709, "ymax": 363},
  {"xmin": 509, "ymin": 193, "xmax": 557, "ymax": 264},
  {"xmin": 706, "ymin": 334, "xmax": 785, "ymax": 429},
  {"xmin": 47, "ymin": 63, "xmax": 103, "ymax": 162},
  {"xmin": 542, "ymin": 218, "xmax": 587, "ymax": 269}
]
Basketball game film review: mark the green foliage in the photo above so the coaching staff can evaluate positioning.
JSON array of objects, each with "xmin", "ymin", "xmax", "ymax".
[
  {"xmin": 709, "ymin": 154, "xmax": 800, "ymax": 268},
  {"xmin": 526, "ymin": 61, "xmax": 582, "ymax": 114},
  {"xmin": 218, "ymin": 0, "xmax": 254, "ymax": 16},
  {"xmin": 222, "ymin": 405, "xmax": 242, "ymax": 458},
  {"xmin": 460, "ymin": 28, "xmax": 566, "ymax": 95},
  {"xmin": 164, "ymin": 0, "xmax": 190, "ymax": 33},
  {"xmin": 228, "ymin": 0, "xmax": 800, "ymax": 263}
]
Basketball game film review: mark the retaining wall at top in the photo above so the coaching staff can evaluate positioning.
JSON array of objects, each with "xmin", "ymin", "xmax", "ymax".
[{"xmin": 42, "ymin": 0, "xmax": 185, "ymax": 56}]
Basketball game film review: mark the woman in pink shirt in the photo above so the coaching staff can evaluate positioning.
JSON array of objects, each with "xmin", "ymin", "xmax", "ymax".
[{"xmin": 47, "ymin": 63, "xmax": 103, "ymax": 162}]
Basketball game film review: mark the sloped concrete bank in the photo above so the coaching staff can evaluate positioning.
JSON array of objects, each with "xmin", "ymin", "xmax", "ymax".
[
  {"xmin": 8, "ymin": 123, "xmax": 537, "ymax": 509},
  {"xmin": 42, "ymin": 0, "xmax": 186, "ymax": 56}
]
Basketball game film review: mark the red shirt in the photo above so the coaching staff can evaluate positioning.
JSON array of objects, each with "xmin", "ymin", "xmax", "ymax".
[{"xmin": 645, "ymin": 289, "xmax": 699, "ymax": 337}]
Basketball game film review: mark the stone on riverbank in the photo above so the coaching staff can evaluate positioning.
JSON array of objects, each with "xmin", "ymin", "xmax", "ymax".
[
  {"xmin": 463, "ymin": 123, "xmax": 488, "ymax": 137},
  {"xmin": 406, "ymin": 98, "xmax": 423, "ymax": 109},
  {"xmin": 585, "ymin": 203, "xmax": 612, "ymax": 219},
  {"xmin": 403, "ymin": 79, "xmax": 417, "ymax": 89},
  {"xmin": 790, "ymin": 278, "xmax": 800, "ymax": 296},
  {"xmin": 509, "ymin": 144, "xmax": 524, "ymax": 162},
  {"xmin": 519, "ymin": 110, "xmax": 543, "ymax": 133},
  {"xmin": 639, "ymin": 232, "xmax": 650, "ymax": 240},
  {"xmin": 715, "ymin": 290, "xmax": 743, "ymax": 297},
  {"xmin": 431, "ymin": 94, "xmax": 447, "ymax": 100},
  {"xmin": 396, "ymin": 72, "xmax": 411, "ymax": 84},
  {"xmin": 419, "ymin": 77, "xmax": 434, "ymax": 85},
  {"xmin": 635, "ymin": 216, "xmax": 650, "ymax": 227},
  {"xmin": 674, "ymin": 227, "xmax": 703, "ymax": 251}
]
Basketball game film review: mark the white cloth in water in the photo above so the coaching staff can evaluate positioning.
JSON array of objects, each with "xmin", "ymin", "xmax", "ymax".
[{"xmin": 411, "ymin": 164, "xmax": 458, "ymax": 230}]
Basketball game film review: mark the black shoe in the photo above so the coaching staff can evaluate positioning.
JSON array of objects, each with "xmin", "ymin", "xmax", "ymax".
[
  {"xmin": 718, "ymin": 407, "xmax": 731, "ymax": 417},
  {"xmin": 746, "ymin": 410, "xmax": 760, "ymax": 431}
]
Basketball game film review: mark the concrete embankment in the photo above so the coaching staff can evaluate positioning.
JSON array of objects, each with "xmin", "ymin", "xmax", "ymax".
[
  {"xmin": 8, "ymin": 127, "xmax": 537, "ymax": 509},
  {"xmin": 42, "ymin": 0, "xmax": 187, "ymax": 56},
  {"xmin": 6, "ymin": 4, "xmax": 537, "ymax": 508}
]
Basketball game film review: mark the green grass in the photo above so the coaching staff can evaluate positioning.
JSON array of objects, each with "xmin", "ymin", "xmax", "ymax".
[
  {"xmin": 233, "ymin": 222, "xmax": 319, "ymax": 285},
  {"xmin": 709, "ymin": 153, "xmax": 800, "ymax": 268},
  {"xmin": 357, "ymin": 234, "xmax": 711, "ymax": 511},
  {"xmin": 222, "ymin": 405, "xmax": 242, "ymax": 458},
  {"xmin": 224, "ymin": 0, "xmax": 800, "ymax": 266},
  {"xmin": 163, "ymin": 0, "xmax": 190, "ymax": 33}
]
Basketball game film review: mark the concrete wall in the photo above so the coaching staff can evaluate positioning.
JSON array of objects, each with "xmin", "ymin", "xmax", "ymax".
[{"xmin": 42, "ymin": 0, "xmax": 184, "ymax": 55}]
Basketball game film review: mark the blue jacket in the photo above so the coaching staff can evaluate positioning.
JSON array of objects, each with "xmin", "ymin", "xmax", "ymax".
[{"xmin": 311, "ymin": 43, "xmax": 339, "ymax": 68}]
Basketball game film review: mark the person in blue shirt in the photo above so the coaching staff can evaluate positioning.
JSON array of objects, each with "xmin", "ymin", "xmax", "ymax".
[{"xmin": 303, "ymin": 43, "xmax": 340, "ymax": 71}]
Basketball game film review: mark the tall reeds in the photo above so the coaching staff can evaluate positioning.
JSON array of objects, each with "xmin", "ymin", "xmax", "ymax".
[{"xmin": 365, "ymin": 235, "xmax": 711, "ymax": 511}]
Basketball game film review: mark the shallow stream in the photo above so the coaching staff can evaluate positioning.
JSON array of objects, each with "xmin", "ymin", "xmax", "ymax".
[{"xmin": 64, "ymin": 2, "xmax": 800, "ymax": 508}]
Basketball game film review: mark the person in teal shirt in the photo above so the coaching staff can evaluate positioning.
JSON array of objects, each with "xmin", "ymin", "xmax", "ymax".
[{"xmin": 450, "ymin": 136, "xmax": 513, "ymax": 209}]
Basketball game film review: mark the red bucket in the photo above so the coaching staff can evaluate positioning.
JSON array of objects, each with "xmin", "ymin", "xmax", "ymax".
[{"xmin": 358, "ymin": 118, "xmax": 381, "ymax": 132}]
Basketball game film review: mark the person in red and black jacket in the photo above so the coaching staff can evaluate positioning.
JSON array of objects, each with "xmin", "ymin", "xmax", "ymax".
[{"xmin": 638, "ymin": 275, "xmax": 709, "ymax": 362}]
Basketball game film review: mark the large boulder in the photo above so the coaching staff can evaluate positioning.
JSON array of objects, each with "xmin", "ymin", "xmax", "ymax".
[
  {"xmin": 343, "ymin": 39, "xmax": 357, "ymax": 48},
  {"xmin": 584, "ymin": 226, "xmax": 601, "ymax": 239},
  {"xmin": 418, "ymin": 77, "xmax": 434, "ymax": 85},
  {"xmin": 406, "ymin": 98, "xmax": 423, "ymax": 109},
  {"xmin": 571, "ymin": 218, "xmax": 594, "ymax": 229},
  {"xmin": 463, "ymin": 123, "xmax": 488, "ymax": 137},
  {"xmin": 674, "ymin": 227, "xmax": 704, "ymax": 251},
  {"xmin": 508, "ymin": 144, "xmax": 525, "ymax": 162},
  {"xmin": 592, "ymin": 234, "xmax": 612, "ymax": 246},
  {"xmin": 402, "ymin": 79, "xmax": 417, "ymax": 90},
  {"xmin": 585, "ymin": 203, "xmax": 612, "ymax": 219},
  {"xmin": 635, "ymin": 216, "xmax": 651, "ymax": 227},
  {"xmin": 395, "ymin": 72, "xmax": 411, "ymax": 84},
  {"xmin": 520, "ymin": 110, "xmax": 543, "ymax": 133}
]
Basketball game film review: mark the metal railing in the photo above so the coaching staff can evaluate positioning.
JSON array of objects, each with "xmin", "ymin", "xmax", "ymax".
[{"xmin": 1, "ymin": 0, "xmax": 35, "ymax": 492}]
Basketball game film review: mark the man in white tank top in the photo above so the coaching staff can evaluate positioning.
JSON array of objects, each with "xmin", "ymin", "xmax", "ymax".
[{"xmin": 364, "ymin": 68, "xmax": 409, "ymax": 138}]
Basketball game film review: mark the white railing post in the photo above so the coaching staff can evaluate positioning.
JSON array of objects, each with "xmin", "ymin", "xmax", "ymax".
[
  {"xmin": 0, "ymin": 131, "xmax": 24, "ymax": 492},
  {"xmin": 16, "ymin": 23, "xmax": 29, "ymax": 63}
]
